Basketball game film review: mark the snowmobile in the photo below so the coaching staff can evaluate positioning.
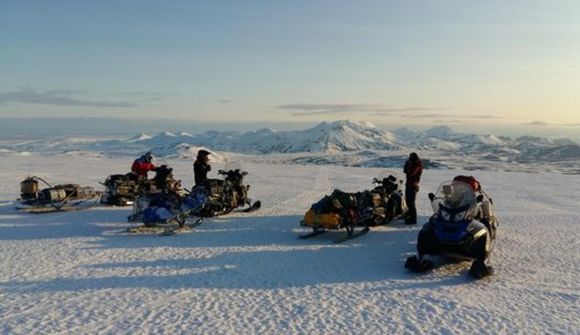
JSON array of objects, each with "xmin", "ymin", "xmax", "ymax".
[
  {"xmin": 193, "ymin": 162, "xmax": 261, "ymax": 217},
  {"xmin": 126, "ymin": 189, "xmax": 207, "ymax": 235},
  {"xmin": 405, "ymin": 176, "xmax": 498, "ymax": 279},
  {"xmin": 16, "ymin": 176, "xmax": 101, "ymax": 213},
  {"xmin": 300, "ymin": 189, "xmax": 370, "ymax": 243},
  {"xmin": 355, "ymin": 172, "xmax": 407, "ymax": 226},
  {"xmin": 100, "ymin": 165, "xmax": 180, "ymax": 206},
  {"xmin": 127, "ymin": 165, "xmax": 186, "ymax": 222}
]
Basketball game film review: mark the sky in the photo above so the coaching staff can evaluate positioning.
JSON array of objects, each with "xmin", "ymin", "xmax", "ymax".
[{"xmin": 1, "ymin": 0, "xmax": 579, "ymax": 137}]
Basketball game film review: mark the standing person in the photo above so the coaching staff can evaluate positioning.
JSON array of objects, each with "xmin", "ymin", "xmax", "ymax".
[
  {"xmin": 403, "ymin": 152, "xmax": 423, "ymax": 225},
  {"xmin": 193, "ymin": 149, "xmax": 212, "ymax": 186},
  {"xmin": 131, "ymin": 152, "xmax": 156, "ymax": 178}
]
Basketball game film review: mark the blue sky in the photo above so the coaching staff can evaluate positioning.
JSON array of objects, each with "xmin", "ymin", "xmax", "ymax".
[{"xmin": 1, "ymin": 0, "xmax": 579, "ymax": 135}]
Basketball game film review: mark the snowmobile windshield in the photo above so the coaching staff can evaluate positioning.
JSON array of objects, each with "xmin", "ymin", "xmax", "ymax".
[
  {"xmin": 431, "ymin": 181, "xmax": 478, "ymax": 221},
  {"xmin": 223, "ymin": 161, "xmax": 242, "ymax": 172}
]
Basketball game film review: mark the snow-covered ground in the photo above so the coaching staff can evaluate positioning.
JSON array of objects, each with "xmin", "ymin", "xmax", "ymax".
[{"xmin": 0, "ymin": 155, "xmax": 578, "ymax": 334}]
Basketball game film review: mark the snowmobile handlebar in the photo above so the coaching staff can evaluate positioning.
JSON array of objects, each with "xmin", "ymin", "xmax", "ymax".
[{"xmin": 218, "ymin": 169, "xmax": 248, "ymax": 176}]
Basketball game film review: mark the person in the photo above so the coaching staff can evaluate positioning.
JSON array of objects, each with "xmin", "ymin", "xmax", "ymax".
[
  {"xmin": 403, "ymin": 152, "xmax": 423, "ymax": 224},
  {"xmin": 193, "ymin": 149, "xmax": 212, "ymax": 186},
  {"xmin": 131, "ymin": 152, "xmax": 156, "ymax": 178}
]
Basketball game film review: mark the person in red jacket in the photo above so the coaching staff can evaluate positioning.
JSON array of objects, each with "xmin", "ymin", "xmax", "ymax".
[
  {"xmin": 403, "ymin": 152, "xmax": 423, "ymax": 225},
  {"xmin": 131, "ymin": 152, "xmax": 156, "ymax": 178}
]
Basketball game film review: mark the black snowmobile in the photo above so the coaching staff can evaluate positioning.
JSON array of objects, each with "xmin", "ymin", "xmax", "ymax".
[
  {"xmin": 101, "ymin": 165, "xmax": 180, "ymax": 206},
  {"xmin": 194, "ymin": 162, "xmax": 261, "ymax": 217},
  {"xmin": 355, "ymin": 172, "xmax": 407, "ymax": 226},
  {"xmin": 405, "ymin": 176, "xmax": 498, "ymax": 279},
  {"xmin": 17, "ymin": 176, "xmax": 101, "ymax": 213}
]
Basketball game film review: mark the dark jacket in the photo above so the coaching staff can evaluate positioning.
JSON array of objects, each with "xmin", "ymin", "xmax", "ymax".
[
  {"xmin": 404, "ymin": 158, "xmax": 423, "ymax": 188},
  {"xmin": 194, "ymin": 160, "xmax": 211, "ymax": 186}
]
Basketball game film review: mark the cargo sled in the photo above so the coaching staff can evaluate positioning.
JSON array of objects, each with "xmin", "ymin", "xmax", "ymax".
[
  {"xmin": 300, "ymin": 189, "xmax": 370, "ymax": 243},
  {"xmin": 17, "ymin": 176, "xmax": 100, "ymax": 213}
]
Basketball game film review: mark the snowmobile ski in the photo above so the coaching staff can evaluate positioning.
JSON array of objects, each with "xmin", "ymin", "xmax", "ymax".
[
  {"xmin": 125, "ymin": 217, "xmax": 204, "ymax": 236},
  {"xmin": 16, "ymin": 203, "xmax": 96, "ymax": 214},
  {"xmin": 333, "ymin": 226, "xmax": 370, "ymax": 244},
  {"xmin": 298, "ymin": 228, "xmax": 327, "ymax": 239},
  {"xmin": 242, "ymin": 201, "xmax": 261, "ymax": 213},
  {"xmin": 159, "ymin": 225, "xmax": 193, "ymax": 236}
]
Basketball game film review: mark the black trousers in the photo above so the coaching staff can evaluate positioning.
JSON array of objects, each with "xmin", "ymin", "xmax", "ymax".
[{"xmin": 405, "ymin": 185, "xmax": 418, "ymax": 223}]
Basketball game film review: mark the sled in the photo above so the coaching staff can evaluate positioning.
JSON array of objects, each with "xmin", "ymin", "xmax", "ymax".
[
  {"xmin": 17, "ymin": 176, "xmax": 101, "ymax": 213},
  {"xmin": 299, "ymin": 209, "xmax": 370, "ymax": 243},
  {"xmin": 16, "ymin": 202, "xmax": 98, "ymax": 214}
]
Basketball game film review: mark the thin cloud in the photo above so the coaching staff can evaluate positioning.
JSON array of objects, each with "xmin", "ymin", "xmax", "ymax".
[
  {"xmin": 219, "ymin": 99, "xmax": 233, "ymax": 104},
  {"xmin": 0, "ymin": 89, "xmax": 141, "ymax": 108},
  {"xmin": 525, "ymin": 120, "xmax": 580, "ymax": 127},
  {"xmin": 277, "ymin": 103, "xmax": 445, "ymax": 115},
  {"xmin": 397, "ymin": 113, "xmax": 501, "ymax": 120},
  {"xmin": 525, "ymin": 120, "xmax": 554, "ymax": 126}
]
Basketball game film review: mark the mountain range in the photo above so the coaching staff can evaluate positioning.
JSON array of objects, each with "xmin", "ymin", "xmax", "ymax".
[{"xmin": 1, "ymin": 120, "xmax": 578, "ymax": 173}]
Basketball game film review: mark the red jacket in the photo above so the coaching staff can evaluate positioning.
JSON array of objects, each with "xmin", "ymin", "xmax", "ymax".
[
  {"xmin": 131, "ymin": 160, "xmax": 156, "ymax": 177},
  {"xmin": 404, "ymin": 159, "xmax": 423, "ymax": 188}
]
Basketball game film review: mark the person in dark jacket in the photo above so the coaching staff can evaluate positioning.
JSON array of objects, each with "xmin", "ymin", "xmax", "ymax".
[
  {"xmin": 131, "ymin": 152, "xmax": 156, "ymax": 178},
  {"xmin": 403, "ymin": 152, "xmax": 423, "ymax": 224},
  {"xmin": 193, "ymin": 150, "xmax": 212, "ymax": 186}
]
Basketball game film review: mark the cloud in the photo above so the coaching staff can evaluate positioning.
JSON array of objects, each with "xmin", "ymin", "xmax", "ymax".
[
  {"xmin": 0, "ymin": 88, "xmax": 142, "ymax": 108},
  {"xmin": 277, "ymin": 103, "xmax": 445, "ymax": 115},
  {"xmin": 276, "ymin": 104, "xmax": 503, "ymax": 122},
  {"xmin": 525, "ymin": 120, "xmax": 554, "ymax": 126},
  {"xmin": 524, "ymin": 120, "xmax": 580, "ymax": 127},
  {"xmin": 397, "ymin": 113, "xmax": 501, "ymax": 120},
  {"xmin": 219, "ymin": 99, "xmax": 233, "ymax": 104}
]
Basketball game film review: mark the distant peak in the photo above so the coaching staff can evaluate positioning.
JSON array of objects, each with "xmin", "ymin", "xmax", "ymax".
[
  {"xmin": 424, "ymin": 125, "xmax": 459, "ymax": 137},
  {"xmin": 158, "ymin": 131, "xmax": 177, "ymax": 137},
  {"xmin": 314, "ymin": 120, "xmax": 377, "ymax": 129},
  {"xmin": 128, "ymin": 133, "xmax": 152, "ymax": 141}
]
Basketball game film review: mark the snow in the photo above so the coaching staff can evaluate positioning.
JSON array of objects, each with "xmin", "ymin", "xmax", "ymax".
[{"xmin": 0, "ymin": 155, "xmax": 578, "ymax": 334}]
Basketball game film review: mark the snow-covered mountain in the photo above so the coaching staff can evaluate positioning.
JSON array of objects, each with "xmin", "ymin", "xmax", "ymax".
[
  {"xmin": 188, "ymin": 120, "xmax": 400, "ymax": 153},
  {"xmin": 0, "ymin": 120, "xmax": 578, "ymax": 173}
]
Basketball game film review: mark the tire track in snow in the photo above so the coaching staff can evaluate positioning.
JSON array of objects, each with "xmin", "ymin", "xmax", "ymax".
[{"xmin": 255, "ymin": 165, "xmax": 331, "ymax": 217}]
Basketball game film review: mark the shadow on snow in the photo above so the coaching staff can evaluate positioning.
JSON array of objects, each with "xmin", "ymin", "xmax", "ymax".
[{"xmin": 1, "ymin": 206, "xmax": 474, "ymax": 290}]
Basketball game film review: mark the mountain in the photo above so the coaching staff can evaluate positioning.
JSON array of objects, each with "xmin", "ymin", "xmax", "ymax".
[{"xmin": 129, "ymin": 120, "xmax": 402, "ymax": 154}]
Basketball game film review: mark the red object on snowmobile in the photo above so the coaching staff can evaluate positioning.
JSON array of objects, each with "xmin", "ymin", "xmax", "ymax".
[{"xmin": 453, "ymin": 175, "xmax": 481, "ymax": 192}]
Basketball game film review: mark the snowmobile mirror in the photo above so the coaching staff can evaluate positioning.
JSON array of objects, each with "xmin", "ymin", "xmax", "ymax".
[
  {"xmin": 476, "ymin": 194, "xmax": 484, "ymax": 203},
  {"xmin": 428, "ymin": 193, "xmax": 435, "ymax": 201}
]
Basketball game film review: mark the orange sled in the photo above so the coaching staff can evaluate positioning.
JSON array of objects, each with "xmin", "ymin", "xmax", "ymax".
[{"xmin": 299, "ymin": 209, "xmax": 369, "ymax": 243}]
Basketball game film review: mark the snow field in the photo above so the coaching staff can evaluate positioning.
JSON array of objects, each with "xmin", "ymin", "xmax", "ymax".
[{"xmin": 0, "ymin": 156, "xmax": 578, "ymax": 334}]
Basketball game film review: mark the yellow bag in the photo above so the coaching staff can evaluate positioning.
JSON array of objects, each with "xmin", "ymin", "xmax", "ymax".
[{"xmin": 302, "ymin": 209, "xmax": 342, "ymax": 229}]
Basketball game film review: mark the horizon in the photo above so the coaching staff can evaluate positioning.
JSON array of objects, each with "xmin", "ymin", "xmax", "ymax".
[
  {"xmin": 0, "ymin": 116, "xmax": 579, "ymax": 142},
  {"xmin": 1, "ymin": 1, "xmax": 580, "ymax": 132}
]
